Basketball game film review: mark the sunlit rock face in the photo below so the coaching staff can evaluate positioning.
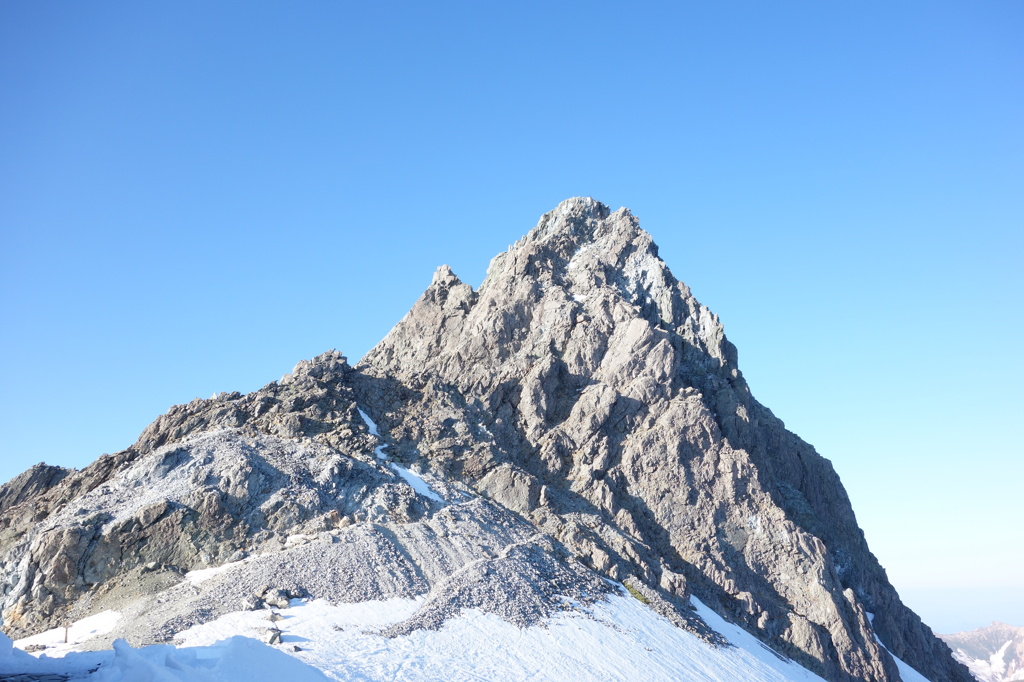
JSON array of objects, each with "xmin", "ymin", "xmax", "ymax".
[{"xmin": 356, "ymin": 198, "xmax": 968, "ymax": 682}]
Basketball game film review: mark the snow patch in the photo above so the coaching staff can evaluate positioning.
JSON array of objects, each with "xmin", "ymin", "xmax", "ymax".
[
  {"xmin": 1, "ymin": 593, "xmax": 836, "ymax": 681},
  {"xmin": 690, "ymin": 597, "xmax": 818, "ymax": 677},
  {"xmin": 356, "ymin": 408, "xmax": 380, "ymax": 438},
  {"xmin": 357, "ymin": 407, "xmax": 389, "ymax": 460},
  {"xmin": 567, "ymin": 242, "xmax": 594, "ymax": 270},
  {"xmin": 389, "ymin": 462, "xmax": 445, "ymax": 503},
  {"xmin": 92, "ymin": 636, "xmax": 330, "ymax": 682},
  {"xmin": 991, "ymin": 640, "xmax": 1013, "ymax": 677},
  {"xmin": 186, "ymin": 558, "xmax": 248, "ymax": 585},
  {"xmin": 15, "ymin": 610, "xmax": 122, "ymax": 656},
  {"xmin": 286, "ymin": 533, "xmax": 318, "ymax": 548}
]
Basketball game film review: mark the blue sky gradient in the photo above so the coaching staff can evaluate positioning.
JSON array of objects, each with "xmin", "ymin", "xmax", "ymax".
[{"xmin": 2, "ymin": 1, "xmax": 1021, "ymax": 633}]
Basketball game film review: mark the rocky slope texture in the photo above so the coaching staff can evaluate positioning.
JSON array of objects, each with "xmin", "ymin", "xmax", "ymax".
[
  {"xmin": 0, "ymin": 198, "xmax": 970, "ymax": 682},
  {"xmin": 941, "ymin": 622, "xmax": 1024, "ymax": 682},
  {"xmin": 0, "ymin": 355, "xmax": 619, "ymax": 651}
]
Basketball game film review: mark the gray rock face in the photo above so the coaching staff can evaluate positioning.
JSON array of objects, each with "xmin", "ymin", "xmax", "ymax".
[
  {"xmin": 355, "ymin": 198, "xmax": 971, "ymax": 682},
  {"xmin": 0, "ymin": 348, "xmax": 625, "ymax": 653},
  {"xmin": 0, "ymin": 198, "xmax": 971, "ymax": 682},
  {"xmin": 0, "ymin": 466, "xmax": 69, "ymax": 518},
  {"xmin": 0, "ymin": 353, "xmax": 444, "ymax": 636}
]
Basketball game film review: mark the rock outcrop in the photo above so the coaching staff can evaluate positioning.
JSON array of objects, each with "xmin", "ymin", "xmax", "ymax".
[
  {"xmin": 0, "ymin": 354, "xmax": 437, "ymax": 635},
  {"xmin": 0, "ymin": 198, "xmax": 971, "ymax": 682},
  {"xmin": 0, "ymin": 466, "xmax": 69, "ymax": 518}
]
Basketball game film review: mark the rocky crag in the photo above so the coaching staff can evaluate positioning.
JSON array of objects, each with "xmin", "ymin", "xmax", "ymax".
[
  {"xmin": 0, "ymin": 198, "xmax": 971, "ymax": 682},
  {"xmin": 941, "ymin": 622, "xmax": 1024, "ymax": 682}
]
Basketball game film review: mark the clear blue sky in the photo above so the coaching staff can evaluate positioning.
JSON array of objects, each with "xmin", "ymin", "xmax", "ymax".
[{"xmin": 2, "ymin": 1, "xmax": 1021, "ymax": 634}]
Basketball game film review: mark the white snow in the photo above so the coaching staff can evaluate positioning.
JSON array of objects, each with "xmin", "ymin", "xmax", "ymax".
[
  {"xmin": 4, "ymin": 611, "xmax": 333, "ymax": 680},
  {"xmin": 0, "ymin": 591, "xmax": 841, "ymax": 681},
  {"xmin": 91, "ymin": 636, "xmax": 330, "ymax": 682},
  {"xmin": 286, "ymin": 533, "xmax": 318, "ymax": 547},
  {"xmin": 952, "ymin": 640, "xmax": 1020, "ymax": 682},
  {"xmin": 0, "ymin": 631, "xmax": 13, "ymax": 659},
  {"xmin": 185, "ymin": 558, "xmax": 249, "ymax": 585},
  {"xmin": 356, "ymin": 408, "xmax": 380, "ymax": 438},
  {"xmin": 173, "ymin": 592, "xmax": 825, "ymax": 681},
  {"xmin": 389, "ymin": 462, "xmax": 446, "ymax": 503},
  {"xmin": 357, "ymin": 408, "xmax": 389, "ymax": 460},
  {"xmin": 567, "ymin": 242, "xmax": 594, "ymax": 270},
  {"xmin": 888, "ymin": 653, "xmax": 931, "ymax": 682},
  {"xmin": 176, "ymin": 597, "xmax": 423, "ymax": 648},
  {"xmin": 990, "ymin": 640, "xmax": 1012, "ymax": 677},
  {"xmin": 689, "ymin": 597, "xmax": 823, "ymax": 681},
  {"xmin": 15, "ymin": 610, "xmax": 122, "ymax": 656}
]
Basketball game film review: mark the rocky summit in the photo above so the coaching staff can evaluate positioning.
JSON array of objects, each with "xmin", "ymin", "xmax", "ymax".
[{"xmin": 0, "ymin": 198, "xmax": 971, "ymax": 682}]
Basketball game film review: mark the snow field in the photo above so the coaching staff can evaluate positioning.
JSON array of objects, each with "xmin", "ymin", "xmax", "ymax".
[
  {"xmin": 3, "ymin": 590, "xmax": 837, "ymax": 681},
  {"xmin": 176, "ymin": 592, "xmax": 825, "ymax": 681},
  {"xmin": 91, "ymin": 636, "xmax": 331, "ymax": 682},
  {"xmin": 16, "ymin": 610, "xmax": 122, "ymax": 655}
]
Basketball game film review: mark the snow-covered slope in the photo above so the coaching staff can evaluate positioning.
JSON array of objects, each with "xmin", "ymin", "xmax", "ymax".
[
  {"xmin": 4, "ymin": 590, "xmax": 830, "ymax": 681},
  {"xmin": 4, "ymin": 590, "xmax": 946, "ymax": 681},
  {"xmin": 176, "ymin": 593, "xmax": 825, "ymax": 681}
]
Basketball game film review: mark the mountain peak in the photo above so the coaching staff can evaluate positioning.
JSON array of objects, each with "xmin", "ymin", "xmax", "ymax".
[
  {"xmin": 356, "ymin": 199, "xmax": 972, "ymax": 682},
  {"xmin": 0, "ymin": 199, "xmax": 974, "ymax": 682},
  {"xmin": 367, "ymin": 198, "xmax": 714, "ymax": 393},
  {"xmin": 521, "ymin": 197, "xmax": 643, "ymax": 254},
  {"xmin": 941, "ymin": 621, "xmax": 1024, "ymax": 682},
  {"xmin": 430, "ymin": 264, "xmax": 461, "ymax": 287},
  {"xmin": 527, "ymin": 196, "xmax": 612, "ymax": 241},
  {"xmin": 481, "ymin": 197, "xmax": 659, "ymax": 305}
]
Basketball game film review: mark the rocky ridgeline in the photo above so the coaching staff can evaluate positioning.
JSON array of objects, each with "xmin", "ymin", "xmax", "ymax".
[{"xmin": 0, "ymin": 199, "xmax": 971, "ymax": 682}]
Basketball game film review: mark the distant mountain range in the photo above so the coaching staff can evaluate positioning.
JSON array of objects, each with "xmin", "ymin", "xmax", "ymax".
[{"xmin": 941, "ymin": 622, "xmax": 1024, "ymax": 682}]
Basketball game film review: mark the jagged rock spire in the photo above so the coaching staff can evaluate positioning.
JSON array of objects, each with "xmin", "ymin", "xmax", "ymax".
[{"xmin": 357, "ymin": 199, "xmax": 971, "ymax": 682}]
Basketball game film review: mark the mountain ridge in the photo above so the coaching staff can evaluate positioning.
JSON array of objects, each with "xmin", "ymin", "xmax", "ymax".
[
  {"xmin": 941, "ymin": 621, "xmax": 1024, "ymax": 682},
  {"xmin": 0, "ymin": 198, "xmax": 970, "ymax": 682}
]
